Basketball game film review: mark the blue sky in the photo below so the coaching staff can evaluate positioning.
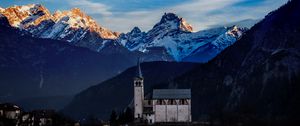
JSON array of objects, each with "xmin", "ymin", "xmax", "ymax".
[{"xmin": 1, "ymin": 0, "xmax": 289, "ymax": 32}]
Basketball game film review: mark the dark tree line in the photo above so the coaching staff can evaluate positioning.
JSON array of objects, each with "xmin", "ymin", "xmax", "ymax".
[{"xmin": 110, "ymin": 107, "xmax": 134, "ymax": 126}]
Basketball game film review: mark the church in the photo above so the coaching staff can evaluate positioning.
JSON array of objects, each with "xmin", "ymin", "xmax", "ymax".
[{"xmin": 133, "ymin": 59, "xmax": 192, "ymax": 124}]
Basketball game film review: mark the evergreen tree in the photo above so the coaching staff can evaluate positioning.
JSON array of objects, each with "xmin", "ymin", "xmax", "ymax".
[
  {"xmin": 123, "ymin": 107, "xmax": 134, "ymax": 123},
  {"xmin": 109, "ymin": 110, "xmax": 118, "ymax": 126}
]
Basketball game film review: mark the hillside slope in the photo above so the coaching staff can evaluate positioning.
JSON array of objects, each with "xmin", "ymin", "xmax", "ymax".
[
  {"xmin": 0, "ymin": 15, "xmax": 137, "ymax": 102},
  {"xmin": 63, "ymin": 1, "xmax": 300, "ymax": 125},
  {"xmin": 173, "ymin": 0, "xmax": 300, "ymax": 124},
  {"xmin": 62, "ymin": 62, "xmax": 197, "ymax": 120}
]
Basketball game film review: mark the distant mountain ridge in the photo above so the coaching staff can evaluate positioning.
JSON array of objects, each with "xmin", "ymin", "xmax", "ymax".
[
  {"xmin": 118, "ymin": 13, "xmax": 248, "ymax": 62},
  {"xmin": 0, "ymin": 14, "xmax": 138, "ymax": 103},
  {"xmin": 63, "ymin": 1, "xmax": 300, "ymax": 125},
  {"xmin": 0, "ymin": 4, "xmax": 119, "ymax": 52},
  {"xmin": 174, "ymin": 0, "xmax": 300, "ymax": 124},
  {"xmin": 0, "ymin": 5, "xmax": 253, "ymax": 62}
]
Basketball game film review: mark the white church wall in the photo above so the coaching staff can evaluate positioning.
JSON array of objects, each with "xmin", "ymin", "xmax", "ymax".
[
  {"xmin": 144, "ymin": 114, "xmax": 155, "ymax": 124},
  {"xmin": 155, "ymin": 105, "xmax": 166, "ymax": 122},
  {"xmin": 166, "ymin": 105, "xmax": 177, "ymax": 122},
  {"xmin": 178, "ymin": 105, "xmax": 189, "ymax": 122},
  {"xmin": 188, "ymin": 100, "xmax": 192, "ymax": 122}
]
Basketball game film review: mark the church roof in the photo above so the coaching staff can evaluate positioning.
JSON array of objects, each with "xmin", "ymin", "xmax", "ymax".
[{"xmin": 152, "ymin": 89, "xmax": 191, "ymax": 99}]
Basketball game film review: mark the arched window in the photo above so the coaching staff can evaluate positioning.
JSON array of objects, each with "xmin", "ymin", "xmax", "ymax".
[
  {"xmin": 167, "ymin": 99, "xmax": 177, "ymax": 105},
  {"xmin": 179, "ymin": 99, "xmax": 188, "ymax": 105},
  {"xmin": 156, "ymin": 100, "xmax": 166, "ymax": 105},
  {"xmin": 135, "ymin": 81, "xmax": 142, "ymax": 86}
]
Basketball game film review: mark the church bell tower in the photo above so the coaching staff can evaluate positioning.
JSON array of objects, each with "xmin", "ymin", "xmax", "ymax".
[{"xmin": 134, "ymin": 58, "xmax": 144, "ymax": 119}]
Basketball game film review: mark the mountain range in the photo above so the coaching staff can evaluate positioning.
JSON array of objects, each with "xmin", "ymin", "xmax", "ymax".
[
  {"xmin": 1, "ymin": 1, "xmax": 297, "ymax": 125},
  {"xmin": 0, "ymin": 4, "xmax": 118, "ymax": 51},
  {"xmin": 118, "ymin": 13, "xmax": 247, "ymax": 61},
  {"xmin": 0, "ymin": 4, "xmax": 255, "ymax": 109},
  {"xmin": 0, "ymin": 4, "xmax": 249, "ymax": 62},
  {"xmin": 0, "ymin": 14, "xmax": 138, "ymax": 106},
  {"xmin": 62, "ymin": 0, "xmax": 300, "ymax": 125}
]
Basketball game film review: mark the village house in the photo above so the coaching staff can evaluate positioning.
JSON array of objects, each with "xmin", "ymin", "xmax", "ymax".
[
  {"xmin": 0, "ymin": 104, "xmax": 60, "ymax": 126},
  {"xmin": 133, "ymin": 59, "xmax": 192, "ymax": 124},
  {"xmin": 0, "ymin": 103, "xmax": 21, "ymax": 120},
  {"xmin": 21, "ymin": 110, "xmax": 55, "ymax": 126}
]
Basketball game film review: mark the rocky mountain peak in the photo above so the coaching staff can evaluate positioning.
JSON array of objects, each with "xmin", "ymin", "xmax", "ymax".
[
  {"xmin": 0, "ymin": 4, "xmax": 51, "ymax": 27},
  {"xmin": 0, "ymin": 4, "xmax": 119, "ymax": 41},
  {"xmin": 59, "ymin": 8, "xmax": 90, "ymax": 20},
  {"xmin": 226, "ymin": 25, "xmax": 246, "ymax": 38},
  {"xmin": 160, "ymin": 13, "xmax": 179, "ymax": 22},
  {"xmin": 29, "ymin": 4, "xmax": 49, "ymax": 14},
  {"xmin": 179, "ymin": 18, "xmax": 193, "ymax": 32},
  {"xmin": 130, "ymin": 27, "xmax": 142, "ymax": 34},
  {"xmin": 0, "ymin": 7, "xmax": 4, "ymax": 12},
  {"xmin": 70, "ymin": 8, "xmax": 84, "ymax": 14},
  {"xmin": 154, "ymin": 12, "xmax": 193, "ymax": 32}
]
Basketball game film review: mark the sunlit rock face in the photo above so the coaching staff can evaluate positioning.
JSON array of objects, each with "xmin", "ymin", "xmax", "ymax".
[{"xmin": 0, "ymin": 4, "xmax": 119, "ymax": 52}]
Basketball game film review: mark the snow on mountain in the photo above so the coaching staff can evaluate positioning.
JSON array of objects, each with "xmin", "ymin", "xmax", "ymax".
[
  {"xmin": 0, "ymin": 4, "xmax": 119, "ymax": 52},
  {"xmin": 1, "ymin": 5, "xmax": 247, "ymax": 62},
  {"xmin": 0, "ymin": 4, "xmax": 51, "ymax": 28},
  {"xmin": 48, "ymin": 8, "xmax": 118, "ymax": 39},
  {"xmin": 118, "ymin": 13, "xmax": 247, "ymax": 62},
  {"xmin": 118, "ymin": 27, "xmax": 147, "ymax": 51},
  {"xmin": 182, "ymin": 26, "xmax": 247, "ymax": 62},
  {"xmin": 0, "ymin": 7, "xmax": 4, "ymax": 12},
  {"xmin": 211, "ymin": 26, "xmax": 245, "ymax": 50}
]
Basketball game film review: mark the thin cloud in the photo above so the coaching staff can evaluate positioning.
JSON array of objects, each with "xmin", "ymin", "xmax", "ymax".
[
  {"xmin": 68, "ymin": 0, "xmax": 112, "ymax": 16},
  {"xmin": 58, "ymin": 0, "xmax": 289, "ymax": 32},
  {"xmin": 95, "ymin": 0, "xmax": 243, "ymax": 32}
]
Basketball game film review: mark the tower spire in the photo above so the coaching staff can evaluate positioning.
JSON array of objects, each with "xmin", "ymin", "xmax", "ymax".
[{"xmin": 136, "ymin": 57, "xmax": 143, "ymax": 78}]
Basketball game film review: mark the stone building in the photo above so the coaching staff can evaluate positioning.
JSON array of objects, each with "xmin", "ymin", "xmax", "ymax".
[{"xmin": 133, "ymin": 59, "xmax": 191, "ymax": 124}]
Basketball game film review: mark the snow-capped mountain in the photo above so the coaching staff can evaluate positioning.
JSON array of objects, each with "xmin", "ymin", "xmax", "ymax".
[
  {"xmin": 0, "ymin": 4, "xmax": 119, "ymax": 51},
  {"xmin": 1, "ymin": 5, "xmax": 249, "ymax": 62},
  {"xmin": 182, "ymin": 26, "xmax": 247, "ymax": 62},
  {"xmin": 0, "ymin": 4, "xmax": 51, "ymax": 28},
  {"xmin": 118, "ymin": 27, "xmax": 147, "ymax": 51},
  {"xmin": 118, "ymin": 13, "xmax": 248, "ymax": 62}
]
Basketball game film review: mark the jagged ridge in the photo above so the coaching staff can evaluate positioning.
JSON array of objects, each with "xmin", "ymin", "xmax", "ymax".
[
  {"xmin": 0, "ymin": 4, "xmax": 119, "ymax": 52},
  {"xmin": 118, "ymin": 13, "xmax": 248, "ymax": 62}
]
